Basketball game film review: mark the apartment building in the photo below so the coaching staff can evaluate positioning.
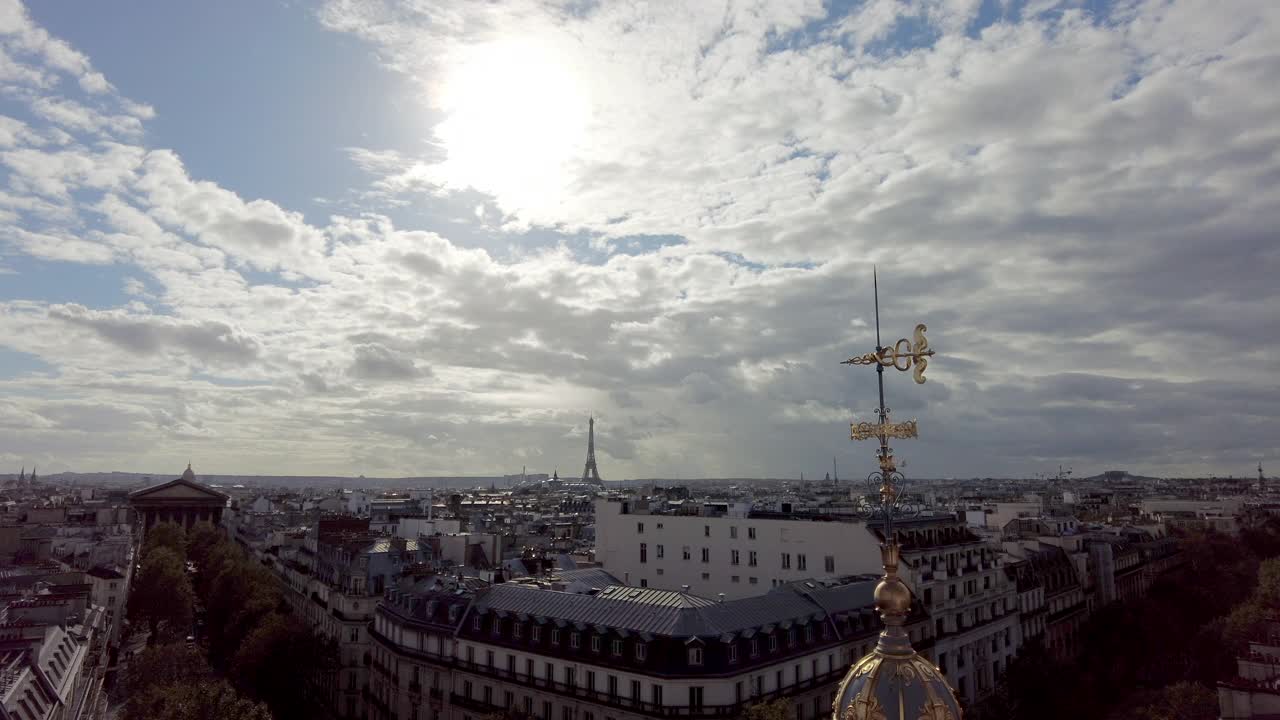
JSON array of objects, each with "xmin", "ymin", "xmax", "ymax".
[
  {"xmin": 593, "ymin": 498, "xmax": 882, "ymax": 600},
  {"xmin": 882, "ymin": 516, "xmax": 1022, "ymax": 703},
  {"xmin": 368, "ymin": 575, "xmax": 935, "ymax": 720}
]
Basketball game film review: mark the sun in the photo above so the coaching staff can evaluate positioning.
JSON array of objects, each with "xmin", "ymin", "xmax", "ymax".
[{"xmin": 433, "ymin": 38, "xmax": 591, "ymax": 215}]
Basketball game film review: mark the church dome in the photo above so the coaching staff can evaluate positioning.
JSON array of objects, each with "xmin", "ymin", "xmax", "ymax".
[
  {"xmin": 832, "ymin": 544, "xmax": 963, "ymax": 720},
  {"xmin": 181, "ymin": 463, "xmax": 196, "ymax": 482}
]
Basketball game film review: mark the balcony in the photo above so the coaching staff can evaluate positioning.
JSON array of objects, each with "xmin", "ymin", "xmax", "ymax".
[{"xmin": 449, "ymin": 663, "xmax": 849, "ymax": 717}]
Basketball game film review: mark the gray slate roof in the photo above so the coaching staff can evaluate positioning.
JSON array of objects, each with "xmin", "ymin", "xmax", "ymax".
[{"xmin": 471, "ymin": 576, "xmax": 882, "ymax": 639}]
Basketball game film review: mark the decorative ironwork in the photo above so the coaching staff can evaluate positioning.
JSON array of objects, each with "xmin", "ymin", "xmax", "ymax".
[
  {"xmin": 851, "ymin": 417, "xmax": 918, "ymax": 442},
  {"xmin": 842, "ymin": 324, "xmax": 934, "ymax": 384}
]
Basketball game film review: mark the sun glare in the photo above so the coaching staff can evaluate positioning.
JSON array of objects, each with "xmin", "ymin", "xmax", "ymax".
[{"xmin": 434, "ymin": 39, "xmax": 590, "ymax": 214}]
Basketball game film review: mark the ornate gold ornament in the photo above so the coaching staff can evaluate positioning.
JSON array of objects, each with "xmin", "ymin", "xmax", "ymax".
[
  {"xmin": 851, "ymin": 419, "xmax": 918, "ymax": 442},
  {"xmin": 842, "ymin": 324, "xmax": 935, "ymax": 384},
  {"xmin": 840, "ymin": 691, "xmax": 887, "ymax": 720}
]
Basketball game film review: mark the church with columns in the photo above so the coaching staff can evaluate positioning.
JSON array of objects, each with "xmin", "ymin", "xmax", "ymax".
[{"xmin": 129, "ymin": 464, "xmax": 228, "ymax": 534}]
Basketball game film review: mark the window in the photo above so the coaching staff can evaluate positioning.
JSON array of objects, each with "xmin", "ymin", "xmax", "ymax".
[
  {"xmin": 563, "ymin": 708, "xmax": 572, "ymax": 720},
  {"xmin": 788, "ymin": 628, "xmax": 797, "ymax": 646},
  {"xmin": 824, "ymin": 555, "xmax": 835, "ymax": 573},
  {"xmin": 492, "ymin": 619, "xmax": 502, "ymax": 636},
  {"xmin": 532, "ymin": 626, "xmax": 542, "ymax": 642},
  {"xmin": 730, "ymin": 526, "xmax": 738, "ymax": 539},
  {"xmin": 637, "ymin": 522, "xmax": 644, "ymax": 534},
  {"xmin": 640, "ymin": 543, "xmax": 647, "ymax": 563},
  {"xmin": 591, "ymin": 636, "xmax": 601, "ymax": 652},
  {"xmin": 487, "ymin": 650, "xmax": 495, "ymax": 668},
  {"xmin": 565, "ymin": 667, "xmax": 575, "ymax": 688},
  {"xmin": 505, "ymin": 691, "xmax": 514, "ymax": 709},
  {"xmin": 657, "ymin": 522, "xmax": 663, "ymax": 529},
  {"xmin": 657, "ymin": 544, "xmax": 664, "ymax": 558},
  {"xmin": 631, "ymin": 680, "xmax": 642, "ymax": 701},
  {"xmin": 769, "ymin": 634, "xmax": 779, "ymax": 652},
  {"xmin": 570, "ymin": 633, "xmax": 580, "ymax": 649},
  {"xmin": 473, "ymin": 615, "xmax": 482, "ymax": 630},
  {"xmin": 688, "ymin": 647, "xmax": 704, "ymax": 666},
  {"xmin": 657, "ymin": 568, "xmax": 664, "ymax": 575},
  {"xmin": 587, "ymin": 671, "xmax": 596, "ymax": 691},
  {"xmin": 682, "ymin": 546, "xmax": 691, "ymax": 560},
  {"xmin": 689, "ymin": 687, "xmax": 704, "ymax": 710},
  {"xmin": 805, "ymin": 626, "xmax": 813, "ymax": 643},
  {"xmin": 949, "ymin": 584, "xmax": 957, "ymax": 600},
  {"xmin": 701, "ymin": 572, "xmax": 710, "ymax": 580},
  {"xmin": 729, "ymin": 644, "xmax": 739, "ymax": 663},
  {"xmin": 749, "ymin": 576, "xmax": 759, "ymax": 584},
  {"xmin": 938, "ymin": 652, "xmax": 947, "ymax": 671},
  {"xmin": 608, "ymin": 675, "xmax": 619, "ymax": 698},
  {"xmin": 545, "ymin": 662, "xmax": 554, "ymax": 682},
  {"xmin": 612, "ymin": 639, "xmax": 623, "ymax": 656},
  {"xmin": 701, "ymin": 548, "xmax": 709, "ymax": 562},
  {"xmin": 543, "ymin": 701, "xmax": 552, "ymax": 720},
  {"xmin": 749, "ymin": 551, "xmax": 758, "ymax": 567},
  {"xmin": 551, "ymin": 629, "xmax": 561, "ymax": 645},
  {"xmin": 732, "ymin": 549, "xmax": 740, "ymax": 565},
  {"xmin": 798, "ymin": 554, "xmax": 807, "ymax": 571},
  {"xmin": 924, "ymin": 588, "xmax": 932, "ymax": 605},
  {"xmin": 732, "ymin": 575, "xmax": 740, "ymax": 583},
  {"xmin": 781, "ymin": 553, "xmax": 791, "ymax": 569},
  {"xmin": 984, "ymin": 576, "xmax": 991, "ymax": 589},
  {"xmin": 508, "ymin": 655, "xmax": 516, "ymax": 674},
  {"xmin": 652, "ymin": 684, "xmax": 664, "ymax": 707},
  {"xmin": 636, "ymin": 642, "xmax": 648, "ymax": 661},
  {"xmin": 748, "ymin": 527, "xmax": 756, "ymax": 540},
  {"xmin": 463, "ymin": 680, "xmax": 473, "ymax": 698},
  {"xmin": 514, "ymin": 622, "xmax": 523, "ymax": 639}
]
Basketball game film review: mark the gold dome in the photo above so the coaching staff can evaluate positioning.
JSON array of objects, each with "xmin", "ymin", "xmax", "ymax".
[{"xmin": 832, "ymin": 542, "xmax": 963, "ymax": 720}]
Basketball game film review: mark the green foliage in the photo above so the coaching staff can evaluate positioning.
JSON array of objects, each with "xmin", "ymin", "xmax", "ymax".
[
  {"xmin": 186, "ymin": 522, "xmax": 226, "ymax": 575},
  {"xmin": 742, "ymin": 699, "xmax": 792, "ymax": 720},
  {"xmin": 129, "ymin": 546, "xmax": 195, "ymax": 643},
  {"xmin": 972, "ymin": 519, "xmax": 1280, "ymax": 720},
  {"xmin": 126, "ymin": 678, "xmax": 274, "ymax": 720},
  {"xmin": 204, "ymin": 560, "xmax": 281, "ymax": 668},
  {"xmin": 124, "ymin": 643, "xmax": 271, "ymax": 720},
  {"xmin": 231, "ymin": 613, "xmax": 334, "ymax": 720},
  {"xmin": 144, "ymin": 522, "xmax": 188, "ymax": 558},
  {"xmin": 1121, "ymin": 681, "xmax": 1218, "ymax": 720}
]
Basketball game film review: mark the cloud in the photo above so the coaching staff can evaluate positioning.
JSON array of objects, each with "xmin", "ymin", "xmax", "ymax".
[
  {"xmin": 47, "ymin": 304, "xmax": 261, "ymax": 365},
  {"xmin": 349, "ymin": 343, "xmax": 427, "ymax": 381},
  {"xmin": 0, "ymin": 0, "xmax": 1276, "ymax": 478}
]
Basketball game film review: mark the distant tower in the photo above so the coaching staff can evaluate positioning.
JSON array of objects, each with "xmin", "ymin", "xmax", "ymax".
[
  {"xmin": 29, "ymin": 466, "xmax": 36, "ymax": 485},
  {"xmin": 1261, "ymin": 462, "xmax": 1267, "ymax": 489},
  {"xmin": 581, "ymin": 417, "xmax": 603, "ymax": 486},
  {"xmin": 17, "ymin": 466, "xmax": 24, "ymax": 484}
]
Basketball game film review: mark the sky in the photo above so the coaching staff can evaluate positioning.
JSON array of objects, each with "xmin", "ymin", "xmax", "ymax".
[{"xmin": 0, "ymin": 0, "xmax": 1277, "ymax": 480}]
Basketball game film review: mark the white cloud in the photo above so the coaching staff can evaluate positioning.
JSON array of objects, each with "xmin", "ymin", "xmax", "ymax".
[{"xmin": 0, "ymin": 0, "xmax": 1277, "ymax": 478}]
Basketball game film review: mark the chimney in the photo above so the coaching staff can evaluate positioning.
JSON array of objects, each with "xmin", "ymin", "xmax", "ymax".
[
  {"xmin": 681, "ymin": 585, "xmax": 690, "ymax": 593},
  {"xmin": 718, "ymin": 593, "xmax": 725, "ymax": 603}
]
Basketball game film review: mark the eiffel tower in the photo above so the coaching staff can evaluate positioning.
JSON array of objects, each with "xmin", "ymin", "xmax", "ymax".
[{"xmin": 581, "ymin": 416, "xmax": 603, "ymax": 486}]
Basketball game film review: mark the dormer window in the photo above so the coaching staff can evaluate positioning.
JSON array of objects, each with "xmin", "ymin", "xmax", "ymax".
[
  {"xmin": 532, "ymin": 626, "xmax": 542, "ymax": 642},
  {"xmin": 687, "ymin": 647, "xmax": 703, "ymax": 666},
  {"xmin": 570, "ymin": 633, "xmax": 581, "ymax": 649},
  {"xmin": 805, "ymin": 625, "xmax": 813, "ymax": 643},
  {"xmin": 591, "ymin": 636, "xmax": 601, "ymax": 652},
  {"xmin": 473, "ymin": 615, "xmax": 482, "ymax": 631},
  {"xmin": 788, "ymin": 628, "xmax": 796, "ymax": 646},
  {"xmin": 551, "ymin": 629, "xmax": 561, "ymax": 645},
  {"xmin": 769, "ymin": 634, "xmax": 778, "ymax": 652},
  {"xmin": 611, "ymin": 639, "xmax": 623, "ymax": 656},
  {"xmin": 492, "ymin": 619, "xmax": 502, "ymax": 636},
  {"xmin": 513, "ymin": 622, "xmax": 523, "ymax": 639},
  {"xmin": 751, "ymin": 637, "xmax": 760, "ymax": 657},
  {"xmin": 635, "ymin": 643, "xmax": 647, "ymax": 661},
  {"xmin": 728, "ymin": 644, "xmax": 739, "ymax": 663}
]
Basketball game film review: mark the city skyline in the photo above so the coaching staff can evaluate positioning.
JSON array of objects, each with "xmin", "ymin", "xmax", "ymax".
[{"xmin": 2, "ymin": 0, "xmax": 1278, "ymax": 478}]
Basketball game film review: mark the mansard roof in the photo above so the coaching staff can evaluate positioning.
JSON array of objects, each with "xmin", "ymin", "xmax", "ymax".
[{"xmin": 467, "ymin": 576, "xmax": 885, "ymax": 640}]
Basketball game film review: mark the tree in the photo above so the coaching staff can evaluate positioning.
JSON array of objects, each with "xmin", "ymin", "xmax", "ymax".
[
  {"xmin": 123, "ymin": 644, "xmax": 214, "ymax": 719},
  {"xmin": 144, "ymin": 522, "xmax": 188, "ymax": 559},
  {"xmin": 129, "ymin": 547, "xmax": 195, "ymax": 644},
  {"xmin": 204, "ymin": 561, "xmax": 279, "ymax": 667},
  {"xmin": 186, "ymin": 522, "xmax": 226, "ymax": 575},
  {"xmin": 743, "ymin": 699, "xmax": 791, "ymax": 720},
  {"xmin": 1125, "ymin": 681, "xmax": 1217, "ymax": 720},
  {"xmin": 127, "ymin": 679, "xmax": 273, "ymax": 720},
  {"xmin": 231, "ymin": 613, "xmax": 333, "ymax": 720}
]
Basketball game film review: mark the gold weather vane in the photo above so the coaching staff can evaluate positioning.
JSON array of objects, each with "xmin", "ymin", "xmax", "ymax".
[{"xmin": 842, "ymin": 268, "xmax": 936, "ymax": 497}]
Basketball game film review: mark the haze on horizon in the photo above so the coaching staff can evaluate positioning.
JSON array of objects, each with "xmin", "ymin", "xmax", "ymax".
[{"xmin": 0, "ymin": 0, "xmax": 1276, "ymax": 480}]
